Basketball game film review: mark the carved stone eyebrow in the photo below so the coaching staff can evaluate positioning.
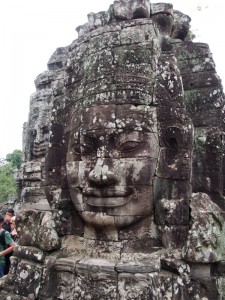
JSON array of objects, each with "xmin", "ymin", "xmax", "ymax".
[{"xmin": 116, "ymin": 121, "xmax": 156, "ymax": 133}]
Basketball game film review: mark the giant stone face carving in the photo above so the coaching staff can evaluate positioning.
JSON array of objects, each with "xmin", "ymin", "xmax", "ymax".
[
  {"xmin": 2, "ymin": 1, "xmax": 225, "ymax": 299},
  {"xmin": 67, "ymin": 104, "xmax": 159, "ymax": 227},
  {"xmin": 62, "ymin": 3, "xmax": 193, "ymax": 233}
]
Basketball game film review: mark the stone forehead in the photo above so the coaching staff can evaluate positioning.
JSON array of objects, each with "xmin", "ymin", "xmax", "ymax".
[
  {"xmin": 69, "ymin": 104, "xmax": 157, "ymax": 132},
  {"xmin": 64, "ymin": 2, "xmax": 192, "ymax": 115},
  {"xmin": 64, "ymin": 1, "xmax": 191, "ymax": 113},
  {"xmin": 66, "ymin": 26, "xmax": 159, "ymax": 110}
]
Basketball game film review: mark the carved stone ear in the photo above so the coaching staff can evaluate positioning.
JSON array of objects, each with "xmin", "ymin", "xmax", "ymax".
[
  {"xmin": 157, "ymin": 126, "xmax": 188, "ymax": 180},
  {"xmin": 163, "ymin": 127, "xmax": 183, "ymax": 164}
]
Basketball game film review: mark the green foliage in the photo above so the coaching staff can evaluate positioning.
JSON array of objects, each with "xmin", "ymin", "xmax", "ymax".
[
  {"xmin": 6, "ymin": 149, "xmax": 22, "ymax": 169},
  {"xmin": 187, "ymin": 30, "xmax": 196, "ymax": 41},
  {"xmin": 0, "ymin": 163, "xmax": 16, "ymax": 202},
  {"xmin": 0, "ymin": 149, "xmax": 22, "ymax": 202}
]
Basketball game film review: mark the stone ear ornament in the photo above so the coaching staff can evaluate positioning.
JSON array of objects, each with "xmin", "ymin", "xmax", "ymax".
[
  {"xmin": 163, "ymin": 126, "xmax": 183, "ymax": 170},
  {"xmin": 157, "ymin": 126, "xmax": 191, "ymax": 180},
  {"xmin": 163, "ymin": 126, "xmax": 183, "ymax": 158}
]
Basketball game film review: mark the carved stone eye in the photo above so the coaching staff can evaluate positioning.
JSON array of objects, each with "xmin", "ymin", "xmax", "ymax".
[
  {"xmin": 42, "ymin": 126, "xmax": 49, "ymax": 134},
  {"xmin": 118, "ymin": 141, "xmax": 143, "ymax": 153},
  {"xmin": 80, "ymin": 145, "xmax": 95, "ymax": 155},
  {"xmin": 163, "ymin": 127, "xmax": 183, "ymax": 153},
  {"xmin": 73, "ymin": 144, "xmax": 95, "ymax": 155},
  {"xmin": 30, "ymin": 129, "xmax": 37, "ymax": 137}
]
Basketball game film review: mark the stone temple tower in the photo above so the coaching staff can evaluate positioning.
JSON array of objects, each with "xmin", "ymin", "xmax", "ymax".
[{"xmin": 1, "ymin": 1, "xmax": 225, "ymax": 299}]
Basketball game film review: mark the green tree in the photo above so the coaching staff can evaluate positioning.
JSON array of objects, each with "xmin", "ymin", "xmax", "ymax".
[
  {"xmin": 6, "ymin": 149, "xmax": 22, "ymax": 169},
  {"xmin": 0, "ymin": 149, "xmax": 22, "ymax": 202},
  {"xmin": 0, "ymin": 163, "xmax": 16, "ymax": 202}
]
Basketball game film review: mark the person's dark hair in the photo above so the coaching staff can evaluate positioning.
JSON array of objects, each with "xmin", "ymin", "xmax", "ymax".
[
  {"xmin": 7, "ymin": 209, "xmax": 14, "ymax": 216},
  {"xmin": 0, "ymin": 215, "xmax": 4, "ymax": 223}
]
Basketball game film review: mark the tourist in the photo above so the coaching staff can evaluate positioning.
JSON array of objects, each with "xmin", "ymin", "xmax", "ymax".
[
  {"xmin": 2, "ymin": 209, "xmax": 15, "ymax": 275},
  {"xmin": 0, "ymin": 215, "xmax": 15, "ymax": 278},
  {"xmin": 2, "ymin": 209, "xmax": 15, "ymax": 233},
  {"xmin": 10, "ymin": 216, "xmax": 17, "ymax": 242}
]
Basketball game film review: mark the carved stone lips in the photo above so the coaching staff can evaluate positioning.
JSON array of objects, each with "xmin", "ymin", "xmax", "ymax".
[
  {"xmin": 32, "ymin": 143, "xmax": 48, "ymax": 157},
  {"xmin": 83, "ymin": 188, "xmax": 132, "ymax": 207}
]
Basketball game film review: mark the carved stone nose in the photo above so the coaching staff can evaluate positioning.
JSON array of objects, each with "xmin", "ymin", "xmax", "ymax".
[
  {"xmin": 34, "ymin": 134, "xmax": 44, "ymax": 143},
  {"xmin": 88, "ymin": 160, "xmax": 118, "ymax": 186}
]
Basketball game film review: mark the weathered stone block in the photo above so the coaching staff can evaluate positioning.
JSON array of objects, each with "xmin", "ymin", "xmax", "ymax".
[
  {"xmin": 13, "ymin": 260, "xmax": 43, "ymax": 298},
  {"xmin": 116, "ymin": 252, "xmax": 160, "ymax": 273},
  {"xmin": 14, "ymin": 245, "xmax": 45, "ymax": 263},
  {"xmin": 161, "ymin": 225, "xmax": 189, "ymax": 249},
  {"xmin": 211, "ymin": 261, "xmax": 225, "ymax": 276},
  {"xmin": 153, "ymin": 177, "xmax": 191, "ymax": 202},
  {"xmin": 155, "ymin": 198, "xmax": 189, "ymax": 225},
  {"xmin": 16, "ymin": 210, "xmax": 61, "ymax": 251},
  {"xmin": 183, "ymin": 193, "xmax": 225, "ymax": 263},
  {"xmin": 118, "ymin": 272, "xmax": 158, "ymax": 299}
]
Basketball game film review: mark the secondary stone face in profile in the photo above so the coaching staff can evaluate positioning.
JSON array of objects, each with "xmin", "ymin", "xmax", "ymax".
[{"xmin": 1, "ymin": 1, "xmax": 225, "ymax": 299}]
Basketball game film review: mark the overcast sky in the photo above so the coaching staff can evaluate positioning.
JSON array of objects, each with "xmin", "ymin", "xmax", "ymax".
[{"xmin": 0, "ymin": 0, "xmax": 223, "ymax": 158}]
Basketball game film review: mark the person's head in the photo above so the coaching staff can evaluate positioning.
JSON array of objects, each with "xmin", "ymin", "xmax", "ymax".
[
  {"xmin": 5, "ymin": 209, "xmax": 14, "ymax": 223},
  {"xmin": 0, "ymin": 215, "xmax": 4, "ymax": 227},
  {"xmin": 7, "ymin": 209, "xmax": 14, "ymax": 216},
  {"xmin": 28, "ymin": 95, "xmax": 51, "ymax": 160},
  {"xmin": 10, "ymin": 216, "xmax": 16, "ymax": 230}
]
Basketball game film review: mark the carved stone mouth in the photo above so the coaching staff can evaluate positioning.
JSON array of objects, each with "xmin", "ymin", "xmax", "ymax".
[
  {"xmin": 85, "ymin": 195, "xmax": 132, "ymax": 207},
  {"xmin": 32, "ymin": 143, "xmax": 48, "ymax": 157},
  {"xmin": 83, "ymin": 188, "xmax": 131, "ymax": 197},
  {"xmin": 84, "ymin": 188, "xmax": 132, "ymax": 207}
]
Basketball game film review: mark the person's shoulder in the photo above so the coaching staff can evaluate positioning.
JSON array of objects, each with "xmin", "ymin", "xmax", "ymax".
[
  {"xmin": 4, "ymin": 230, "xmax": 14, "ymax": 244},
  {"xmin": 4, "ymin": 230, "xmax": 11, "ymax": 237},
  {"xmin": 2, "ymin": 222, "xmax": 10, "ymax": 231},
  {"xmin": 0, "ymin": 229, "xmax": 6, "ymax": 235},
  {"xmin": 0, "ymin": 229, "xmax": 6, "ymax": 245},
  {"xmin": 2, "ymin": 221, "xmax": 7, "ymax": 227}
]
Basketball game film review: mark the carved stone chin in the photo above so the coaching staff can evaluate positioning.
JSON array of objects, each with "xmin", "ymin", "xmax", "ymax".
[{"xmin": 32, "ymin": 142, "xmax": 48, "ymax": 158}]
